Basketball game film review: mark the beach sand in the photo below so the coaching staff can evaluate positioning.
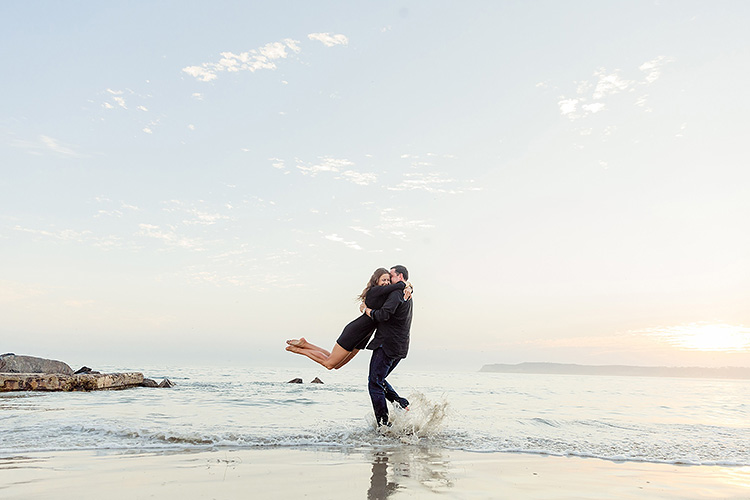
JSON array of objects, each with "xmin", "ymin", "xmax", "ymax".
[{"xmin": 1, "ymin": 447, "xmax": 748, "ymax": 499}]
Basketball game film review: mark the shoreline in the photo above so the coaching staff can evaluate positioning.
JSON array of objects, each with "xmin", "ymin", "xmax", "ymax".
[{"xmin": 2, "ymin": 447, "xmax": 749, "ymax": 499}]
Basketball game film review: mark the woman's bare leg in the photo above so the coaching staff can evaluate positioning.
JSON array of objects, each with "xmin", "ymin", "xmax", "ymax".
[
  {"xmin": 286, "ymin": 345, "xmax": 332, "ymax": 367},
  {"xmin": 332, "ymin": 349, "xmax": 359, "ymax": 369},
  {"xmin": 286, "ymin": 342, "xmax": 353, "ymax": 370}
]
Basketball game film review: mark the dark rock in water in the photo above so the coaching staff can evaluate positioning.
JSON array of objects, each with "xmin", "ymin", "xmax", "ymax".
[
  {"xmin": 141, "ymin": 378, "xmax": 159, "ymax": 387},
  {"xmin": 0, "ymin": 354, "xmax": 73, "ymax": 375},
  {"xmin": 310, "ymin": 377, "xmax": 324, "ymax": 384},
  {"xmin": 73, "ymin": 366, "xmax": 99, "ymax": 375},
  {"xmin": 158, "ymin": 378, "xmax": 175, "ymax": 388},
  {"xmin": 288, "ymin": 378, "xmax": 303, "ymax": 384}
]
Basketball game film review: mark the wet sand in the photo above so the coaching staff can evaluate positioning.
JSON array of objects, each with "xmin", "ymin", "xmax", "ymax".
[{"xmin": 1, "ymin": 447, "xmax": 749, "ymax": 499}]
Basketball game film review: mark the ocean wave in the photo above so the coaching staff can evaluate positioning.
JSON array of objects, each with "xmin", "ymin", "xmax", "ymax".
[
  {"xmin": 3, "ymin": 424, "xmax": 749, "ymax": 467},
  {"xmin": 3, "ymin": 372, "xmax": 748, "ymax": 467}
]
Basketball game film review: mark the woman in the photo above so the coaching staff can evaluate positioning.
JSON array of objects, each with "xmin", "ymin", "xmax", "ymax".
[{"xmin": 286, "ymin": 268, "xmax": 412, "ymax": 370}]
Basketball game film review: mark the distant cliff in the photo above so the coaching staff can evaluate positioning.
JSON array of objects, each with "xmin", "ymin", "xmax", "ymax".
[{"xmin": 479, "ymin": 362, "xmax": 750, "ymax": 380}]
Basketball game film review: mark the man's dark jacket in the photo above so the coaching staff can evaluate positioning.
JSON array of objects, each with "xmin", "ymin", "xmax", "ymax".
[{"xmin": 366, "ymin": 288, "xmax": 413, "ymax": 359}]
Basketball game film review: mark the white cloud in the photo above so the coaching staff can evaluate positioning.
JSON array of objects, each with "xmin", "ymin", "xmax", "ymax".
[
  {"xmin": 639, "ymin": 56, "xmax": 674, "ymax": 84},
  {"xmin": 376, "ymin": 210, "xmax": 434, "ymax": 239},
  {"xmin": 558, "ymin": 98, "xmax": 579, "ymax": 115},
  {"xmin": 39, "ymin": 135, "xmax": 85, "ymax": 157},
  {"xmin": 183, "ymin": 39, "xmax": 302, "ymax": 82},
  {"xmin": 113, "ymin": 96, "xmax": 127, "ymax": 109},
  {"xmin": 308, "ymin": 33, "xmax": 349, "ymax": 47},
  {"xmin": 7, "ymin": 133, "xmax": 86, "ymax": 157},
  {"xmin": 161, "ymin": 200, "xmax": 232, "ymax": 226},
  {"xmin": 350, "ymin": 226, "xmax": 373, "ymax": 237},
  {"xmin": 295, "ymin": 157, "xmax": 354, "ymax": 176},
  {"xmin": 137, "ymin": 223, "xmax": 204, "ymax": 251},
  {"xmin": 337, "ymin": 170, "xmax": 377, "ymax": 186},
  {"xmin": 325, "ymin": 233, "xmax": 362, "ymax": 250},
  {"xmin": 12, "ymin": 225, "xmax": 125, "ymax": 250},
  {"xmin": 553, "ymin": 59, "xmax": 673, "ymax": 121},
  {"xmin": 581, "ymin": 102, "xmax": 605, "ymax": 113},
  {"xmin": 575, "ymin": 81, "xmax": 592, "ymax": 95},
  {"xmin": 389, "ymin": 172, "xmax": 472, "ymax": 194},
  {"xmin": 278, "ymin": 156, "xmax": 378, "ymax": 185},
  {"xmin": 143, "ymin": 127, "xmax": 153, "ymax": 134},
  {"xmin": 182, "ymin": 65, "xmax": 219, "ymax": 82},
  {"xmin": 94, "ymin": 199, "xmax": 140, "ymax": 218},
  {"xmin": 591, "ymin": 69, "xmax": 633, "ymax": 99},
  {"xmin": 101, "ymin": 87, "xmax": 154, "ymax": 117},
  {"xmin": 182, "ymin": 209, "xmax": 232, "ymax": 226}
]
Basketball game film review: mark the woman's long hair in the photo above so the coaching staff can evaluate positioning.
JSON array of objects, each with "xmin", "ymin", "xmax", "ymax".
[{"xmin": 358, "ymin": 268, "xmax": 389, "ymax": 302}]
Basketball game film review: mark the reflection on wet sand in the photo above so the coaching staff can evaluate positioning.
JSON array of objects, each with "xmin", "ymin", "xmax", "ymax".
[{"xmin": 366, "ymin": 447, "xmax": 454, "ymax": 499}]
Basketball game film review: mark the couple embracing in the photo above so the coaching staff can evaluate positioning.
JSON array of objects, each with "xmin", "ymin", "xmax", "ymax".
[{"xmin": 286, "ymin": 265, "xmax": 413, "ymax": 427}]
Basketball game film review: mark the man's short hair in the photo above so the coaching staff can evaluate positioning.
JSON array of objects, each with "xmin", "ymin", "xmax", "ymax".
[{"xmin": 391, "ymin": 265, "xmax": 408, "ymax": 281}]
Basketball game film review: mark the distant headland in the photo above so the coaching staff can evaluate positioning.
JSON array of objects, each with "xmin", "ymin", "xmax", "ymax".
[{"xmin": 480, "ymin": 362, "xmax": 750, "ymax": 380}]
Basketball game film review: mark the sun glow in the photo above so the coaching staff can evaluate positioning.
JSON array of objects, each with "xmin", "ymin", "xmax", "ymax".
[{"xmin": 648, "ymin": 323, "xmax": 750, "ymax": 352}]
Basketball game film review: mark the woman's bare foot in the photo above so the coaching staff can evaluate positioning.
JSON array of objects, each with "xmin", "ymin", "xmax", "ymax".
[{"xmin": 286, "ymin": 337, "xmax": 310, "ymax": 348}]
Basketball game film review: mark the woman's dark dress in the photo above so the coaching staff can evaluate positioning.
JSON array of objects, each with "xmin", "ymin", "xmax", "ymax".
[{"xmin": 336, "ymin": 282, "xmax": 406, "ymax": 351}]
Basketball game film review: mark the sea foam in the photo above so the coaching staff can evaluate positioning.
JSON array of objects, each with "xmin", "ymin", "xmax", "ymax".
[{"xmin": 371, "ymin": 392, "xmax": 450, "ymax": 444}]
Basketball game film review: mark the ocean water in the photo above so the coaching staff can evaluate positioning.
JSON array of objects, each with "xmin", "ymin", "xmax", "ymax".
[{"xmin": 1, "ymin": 366, "xmax": 748, "ymax": 466}]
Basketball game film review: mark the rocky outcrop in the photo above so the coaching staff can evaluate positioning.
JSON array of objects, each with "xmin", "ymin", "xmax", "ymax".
[
  {"xmin": 287, "ymin": 377, "xmax": 324, "ymax": 384},
  {"xmin": 73, "ymin": 366, "xmax": 100, "ymax": 375},
  {"xmin": 0, "ymin": 354, "xmax": 73, "ymax": 375},
  {"xmin": 0, "ymin": 372, "xmax": 144, "ymax": 392},
  {"xmin": 141, "ymin": 378, "xmax": 159, "ymax": 387},
  {"xmin": 0, "ymin": 354, "xmax": 173, "ymax": 392}
]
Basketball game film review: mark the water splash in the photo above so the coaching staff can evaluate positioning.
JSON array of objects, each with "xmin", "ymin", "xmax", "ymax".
[{"xmin": 373, "ymin": 392, "xmax": 449, "ymax": 443}]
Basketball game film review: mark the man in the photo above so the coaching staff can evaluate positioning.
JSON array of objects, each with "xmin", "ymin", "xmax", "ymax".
[{"xmin": 360, "ymin": 265, "xmax": 413, "ymax": 427}]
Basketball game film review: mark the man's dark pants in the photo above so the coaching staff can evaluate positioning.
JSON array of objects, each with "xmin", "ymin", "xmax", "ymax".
[{"xmin": 368, "ymin": 347, "xmax": 408, "ymax": 425}]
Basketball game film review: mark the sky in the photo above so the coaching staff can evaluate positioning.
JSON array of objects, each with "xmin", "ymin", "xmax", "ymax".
[{"xmin": 1, "ymin": 1, "xmax": 749, "ymax": 372}]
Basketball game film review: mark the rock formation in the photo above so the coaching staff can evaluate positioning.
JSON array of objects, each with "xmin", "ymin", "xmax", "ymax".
[
  {"xmin": 0, "ymin": 354, "xmax": 172, "ymax": 392},
  {"xmin": 73, "ymin": 366, "xmax": 100, "ymax": 375},
  {"xmin": 287, "ymin": 378, "xmax": 303, "ymax": 383},
  {"xmin": 0, "ymin": 372, "xmax": 144, "ymax": 392},
  {"xmin": 0, "ymin": 353, "xmax": 73, "ymax": 375}
]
